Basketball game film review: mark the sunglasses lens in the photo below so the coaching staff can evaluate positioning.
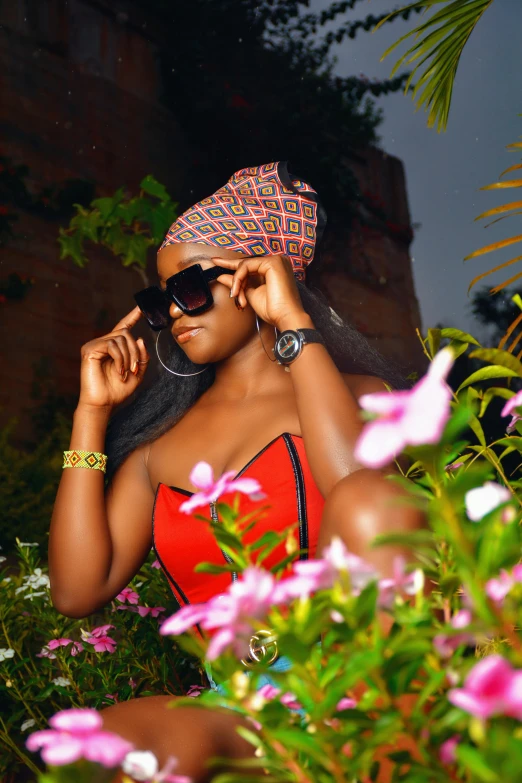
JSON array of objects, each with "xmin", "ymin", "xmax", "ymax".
[
  {"xmin": 134, "ymin": 288, "xmax": 171, "ymax": 331},
  {"xmin": 167, "ymin": 265, "xmax": 211, "ymax": 313}
]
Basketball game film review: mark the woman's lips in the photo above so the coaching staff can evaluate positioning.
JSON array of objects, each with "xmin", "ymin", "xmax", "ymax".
[{"xmin": 176, "ymin": 328, "xmax": 203, "ymax": 344}]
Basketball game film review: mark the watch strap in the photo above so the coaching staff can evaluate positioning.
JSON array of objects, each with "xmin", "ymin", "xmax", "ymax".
[{"xmin": 297, "ymin": 328, "xmax": 325, "ymax": 347}]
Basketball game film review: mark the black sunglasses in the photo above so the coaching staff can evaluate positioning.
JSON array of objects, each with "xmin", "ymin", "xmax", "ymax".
[{"xmin": 134, "ymin": 264, "xmax": 234, "ymax": 331}]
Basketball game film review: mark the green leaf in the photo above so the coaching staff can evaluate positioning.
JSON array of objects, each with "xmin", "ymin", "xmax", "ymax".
[
  {"xmin": 479, "ymin": 386, "xmax": 515, "ymax": 417},
  {"xmin": 441, "ymin": 327, "xmax": 481, "ymax": 346},
  {"xmin": 495, "ymin": 437, "xmax": 522, "ymax": 453},
  {"xmin": 455, "ymin": 745, "xmax": 499, "ymax": 782},
  {"xmin": 456, "ymin": 366, "xmax": 518, "ymax": 394},
  {"xmin": 353, "ymin": 580, "xmax": 378, "ymax": 626},
  {"xmin": 140, "ymin": 175, "xmax": 171, "ymax": 201},
  {"xmin": 469, "ymin": 348, "xmax": 522, "ymax": 376},
  {"xmin": 468, "ymin": 413, "xmax": 486, "ymax": 447},
  {"xmin": 427, "ymin": 327, "xmax": 441, "ymax": 356}
]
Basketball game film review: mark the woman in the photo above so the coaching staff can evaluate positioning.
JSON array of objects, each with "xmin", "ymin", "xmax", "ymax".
[{"xmin": 49, "ymin": 162, "xmax": 423, "ymax": 782}]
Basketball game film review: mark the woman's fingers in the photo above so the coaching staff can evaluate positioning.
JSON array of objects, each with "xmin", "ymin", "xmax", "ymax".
[
  {"xmin": 112, "ymin": 305, "xmax": 143, "ymax": 333},
  {"xmin": 105, "ymin": 339, "xmax": 125, "ymax": 380},
  {"xmin": 135, "ymin": 338, "xmax": 150, "ymax": 378}
]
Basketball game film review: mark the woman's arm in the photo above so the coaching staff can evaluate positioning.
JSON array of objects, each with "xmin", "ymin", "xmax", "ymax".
[
  {"xmin": 214, "ymin": 254, "xmax": 396, "ymax": 498},
  {"xmin": 48, "ymin": 307, "xmax": 155, "ymax": 618},
  {"xmin": 277, "ymin": 311, "xmax": 390, "ymax": 496},
  {"xmin": 49, "ymin": 409, "xmax": 155, "ymax": 618}
]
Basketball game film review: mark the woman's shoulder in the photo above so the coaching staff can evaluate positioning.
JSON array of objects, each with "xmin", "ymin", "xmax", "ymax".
[{"xmin": 342, "ymin": 373, "xmax": 389, "ymax": 399}]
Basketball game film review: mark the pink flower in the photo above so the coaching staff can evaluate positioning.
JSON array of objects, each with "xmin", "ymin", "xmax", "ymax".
[
  {"xmin": 465, "ymin": 481, "xmax": 513, "ymax": 522},
  {"xmin": 48, "ymin": 638, "xmax": 73, "ymax": 650},
  {"xmin": 439, "ymin": 735, "xmax": 460, "ymax": 765},
  {"xmin": 81, "ymin": 627, "xmax": 117, "ymax": 653},
  {"xmin": 128, "ymin": 678, "xmax": 137, "ymax": 689},
  {"xmin": 354, "ymin": 347, "xmax": 453, "ymax": 468},
  {"xmin": 486, "ymin": 564, "xmax": 522, "ymax": 604},
  {"xmin": 433, "ymin": 609, "xmax": 474, "ymax": 658},
  {"xmin": 377, "ymin": 556, "xmax": 424, "ymax": 608},
  {"xmin": 445, "ymin": 461, "xmax": 465, "ymax": 472},
  {"xmin": 37, "ymin": 638, "xmax": 84, "ymax": 659},
  {"xmin": 90, "ymin": 624, "xmax": 115, "ymax": 637},
  {"xmin": 256, "ymin": 684, "xmax": 302, "ymax": 710},
  {"xmin": 116, "ymin": 587, "xmax": 139, "ymax": 604},
  {"xmin": 336, "ymin": 697, "xmax": 357, "ymax": 711},
  {"xmin": 272, "ymin": 536, "xmax": 378, "ymax": 602},
  {"xmin": 501, "ymin": 390, "xmax": 522, "ymax": 433},
  {"xmin": 151, "ymin": 559, "xmax": 161, "ymax": 568},
  {"xmin": 448, "ymin": 655, "xmax": 522, "ymax": 720},
  {"xmin": 186, "ymin": 685, "xmax": 205, "ymax": 698},
  {"xmin": 178, "ymin": 461, "xmax": 265, "ymax": 514},
  {"xmin": 26, "ymin": 708, "xmax": 133, "ymax": 767},
  {"xmin": 160, "ymin": 566, "xmax": 276, "ymax": 660}
]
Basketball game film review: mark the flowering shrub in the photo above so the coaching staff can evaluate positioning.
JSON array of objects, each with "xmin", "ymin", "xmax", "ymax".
[
  {"xmin": 0, "ymin": 542, "xmax": 204, "ymax": 782},
  {"xmin": 4, "ymin": 326, "xmax": 522, "ymax": 781}
]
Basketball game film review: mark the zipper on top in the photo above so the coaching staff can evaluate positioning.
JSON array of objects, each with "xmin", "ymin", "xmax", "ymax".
[{"xmin": 210, "ymin": 501, "xmax": 238, "ymax": 582}]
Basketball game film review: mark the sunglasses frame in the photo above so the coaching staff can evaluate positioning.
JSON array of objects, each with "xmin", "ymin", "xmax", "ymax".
[{"xmin": 134, "ymin": 263, "xmax": 234, "ymax": 330}]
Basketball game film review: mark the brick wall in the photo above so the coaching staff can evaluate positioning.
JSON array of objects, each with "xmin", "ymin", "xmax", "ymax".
[{"xmin": 0, "ymin": 0, "xmax": 424, "ymax": 440}]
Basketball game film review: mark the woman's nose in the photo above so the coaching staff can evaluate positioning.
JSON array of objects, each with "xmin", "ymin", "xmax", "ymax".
[{"xmin": 169, "ymin": 301, "xmax": 183, "ymax": 320}]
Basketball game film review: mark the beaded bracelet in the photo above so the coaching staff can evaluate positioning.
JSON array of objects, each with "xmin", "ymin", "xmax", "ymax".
[{"xmin": 63, "ymin": 450, "xmax": 108, "ymax": 473}]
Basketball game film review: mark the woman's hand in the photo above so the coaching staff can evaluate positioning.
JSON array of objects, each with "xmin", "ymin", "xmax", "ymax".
[
  {"xmin": 212, "ymin": 254, "xmax": 307, "ymax": 329},
  {"xmin": 78, "ymin": 306, "xmax": 150, "ymax": 411}
]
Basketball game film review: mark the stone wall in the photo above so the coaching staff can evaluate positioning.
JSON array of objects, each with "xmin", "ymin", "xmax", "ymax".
[{"xmin": 0, "ymin": 0, "xmax": 424, "ymax": 440}]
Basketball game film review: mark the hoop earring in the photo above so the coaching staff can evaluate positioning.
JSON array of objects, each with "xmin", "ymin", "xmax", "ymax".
[
  {"xmin": 156, "ymin": 331, "xmax": 209, "ymax": 377},
  {"xmin": 255, "ymin": 315, "xmax": 279, "ymax": 363}
]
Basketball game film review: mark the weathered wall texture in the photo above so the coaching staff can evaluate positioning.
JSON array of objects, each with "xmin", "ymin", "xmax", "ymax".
[{"xmin": 0, "ymin": 0, "xmax": 424, "ymax": 439}]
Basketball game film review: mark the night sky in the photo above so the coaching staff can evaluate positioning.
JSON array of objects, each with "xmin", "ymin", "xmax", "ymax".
[{"xmin": 310, "ymin": 0, "xmax": 522, "ymax": 339}]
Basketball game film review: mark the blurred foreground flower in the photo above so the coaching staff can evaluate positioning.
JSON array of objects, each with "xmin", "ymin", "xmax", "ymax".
[
  {"xmin": 354, "ymin": 347, "xmax": 453, "ymax": 468},
  {"xmin": 465, "ymin": 481, "xmax": 514, "ymax": 522},
  {"xmin": 448, "ymin": 655, "xmax": 522, "ymax": 720},
  {"xmin": 160, "ymin": 566, "xmax": 277, "ymax": 660},
  {"xmin": 179, "ymin": 461, "xmax": 265, "ymax": 513},
  {"xmin": 26, "ymin": 707, "xmax": 133, "ymax": 766},
  {"xmin": 501, "ymin": 389, "xmax": 522, "ymax": 433}
]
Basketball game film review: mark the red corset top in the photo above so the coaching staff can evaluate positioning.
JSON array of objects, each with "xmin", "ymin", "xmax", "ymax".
[{"xmin": 152, "ymin": 433, "xmax": 324, "ymax": 608}]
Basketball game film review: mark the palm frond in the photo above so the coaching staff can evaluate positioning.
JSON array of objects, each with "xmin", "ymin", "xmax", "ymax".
[
  {"xmin": 466, "ymin": 127, "xmax": 522, "ymax": 352},
  {"xmin": 377, "ymin": 0, "xmax": 493, "ymax": 132}
]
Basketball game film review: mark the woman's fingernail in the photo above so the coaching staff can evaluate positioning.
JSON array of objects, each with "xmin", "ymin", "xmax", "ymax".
[
  {"xmin": 235, "ymin": 297, "xmax": 243, "ymax": 311},
  {"xmin": 131, "ymin": 360, "xmax": 138, "ymax": 374},
  {"xmin": 120, "ymin": 366, "xmax": 125, "ymax": 377},
  {"xmin": 122, "ymin": 371, "xmax": 129, "ymax": 382},
  {"xmin": 229, "ymin": 289, "xmax": 234, "ymax": 298}
]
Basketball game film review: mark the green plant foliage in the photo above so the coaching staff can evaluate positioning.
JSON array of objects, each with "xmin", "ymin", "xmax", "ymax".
[
  {"xmin": 4, "ymin": 328, "xmax": 522, "ymax": 782},
  {"xmin": 0, "ymin": 543, "xmax": 202, "ymax": 782},
  {"xmin": 58, "ymin": 177, "xmax": 178, "ymax": 274},
  {"xmin": 0, "ymin": 418, "xmax": 70, "ymax": 555},
  {"xmin": 378, "ymin": 0, "xmax": 494, "ymax": 132}
]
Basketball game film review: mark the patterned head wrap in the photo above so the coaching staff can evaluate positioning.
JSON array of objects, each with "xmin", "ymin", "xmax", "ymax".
[{"xmin": 160, "ymin": 161, "xmax": 326, "ymax": 281}]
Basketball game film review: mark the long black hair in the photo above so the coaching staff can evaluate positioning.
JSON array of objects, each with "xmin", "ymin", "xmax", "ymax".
[{"xmin": 105, "ymin": 282, "xmax": 411, "ymax": 483}]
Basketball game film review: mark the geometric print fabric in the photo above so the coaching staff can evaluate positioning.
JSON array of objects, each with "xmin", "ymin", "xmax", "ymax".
[{"xmin": 160, "ymin": 161, "xmax": 325, "ymax": 281}]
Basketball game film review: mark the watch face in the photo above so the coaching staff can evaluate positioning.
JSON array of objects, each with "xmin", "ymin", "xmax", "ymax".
[{"xmin": 278, "ymin": 333, "xmax": 299, "ymax": 359}]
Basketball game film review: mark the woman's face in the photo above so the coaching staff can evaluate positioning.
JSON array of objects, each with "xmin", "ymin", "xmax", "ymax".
[{"xmin": 156, "ymin": 242, "xmax": 259, "ymax": 365}]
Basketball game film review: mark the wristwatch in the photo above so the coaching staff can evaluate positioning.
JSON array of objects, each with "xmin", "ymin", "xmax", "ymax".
[{"xmin": 273, "ymin": 328, "xmax": 325, "ymax": 368}]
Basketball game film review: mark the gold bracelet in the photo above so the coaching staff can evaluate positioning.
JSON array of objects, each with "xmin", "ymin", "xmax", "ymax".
[{"xmin": 63, "ymin": 450, "xmax": 107, "ymax": 473}]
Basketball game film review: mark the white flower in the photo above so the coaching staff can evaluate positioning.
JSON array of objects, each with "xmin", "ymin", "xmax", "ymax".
[
  {"xmin": 21, "ymin": 719, "xmax": 36, "ymax": 732},
  {"xmin": 15, "ymin": 568, "xmax": 50, "ymax": 595},
  {"xmin": 0, "ymin": 648, "xmax": 15, "ymax": 662},
  {"xmin": 465, "ymin": 481, "xmax": 512, "ymax": 522},
  {"xmin": 121, "ymin": 750, "xmax": 159, "ymax": 781},
  {"xmin": 23, "ymin": 591, "xmax": 49, "ymax": 601},
  {"xmin": 52, "ymin": 677, "xmax": 71, "ymax": 687},
  {"xmin": 2, "ymin": 577, "xmax": 11, "ymax": 583},
  {"xmin": 0, "ymin": 556, "xmax": 6, "ymax": 563}
]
